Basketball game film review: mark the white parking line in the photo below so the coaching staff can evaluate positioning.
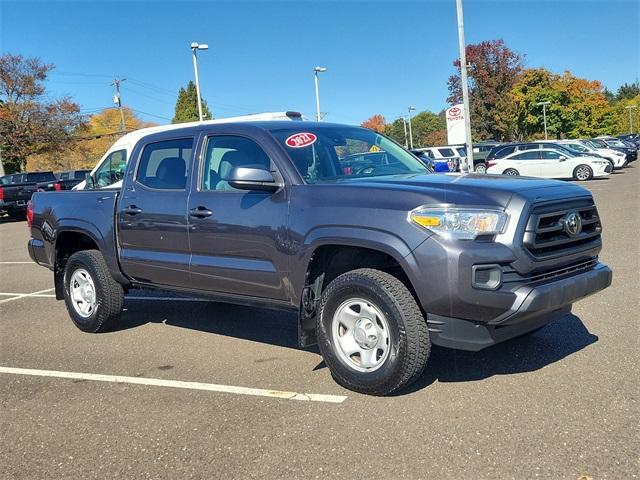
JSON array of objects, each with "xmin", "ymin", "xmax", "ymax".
[
  {"xmin": 0, "ymin": 261, "xmax": 36, "ymax": 264},
  {"xmin": 0, "ymin": 288, "xmax": 55, "ymax": 304},
  {"xmin": 0, "ymin": 366, "xmax": 347, "ymax": 404}
]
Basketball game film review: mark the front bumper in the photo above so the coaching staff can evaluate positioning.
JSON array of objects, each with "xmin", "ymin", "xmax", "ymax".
[
  {"xmin": 0, "ymin": 199, "xmax": 27, "ymax": 212},
  {"xmin": 426, "ymin": 262, "xmax": 612, "ymax": 351}
]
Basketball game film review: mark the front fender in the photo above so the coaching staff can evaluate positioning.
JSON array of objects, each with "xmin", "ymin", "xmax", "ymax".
[{"xmin": 289, "ymin": 226, "xmax": 425, "ymax": 306}]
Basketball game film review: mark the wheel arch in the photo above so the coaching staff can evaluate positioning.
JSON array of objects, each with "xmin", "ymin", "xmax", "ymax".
[{"xmin": 295, "ymin": 230, "xmax": 423, "ymax": 347}]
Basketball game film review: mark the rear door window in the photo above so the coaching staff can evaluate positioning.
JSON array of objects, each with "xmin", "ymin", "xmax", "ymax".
[
  {"xmin": 136, "ymin": 138, "xmax": 193, "ymax": 190},
  {"xmin": 512, "ymin": 151, "xmax": 539, "ymax": 160},
  {"xmin": 438, "ymin": 148, "xmax": 455, "ymax": 157}
]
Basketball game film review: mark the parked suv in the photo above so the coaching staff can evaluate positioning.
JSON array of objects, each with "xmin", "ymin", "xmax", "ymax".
[{"xmin": 28, "ymin": 121, "xmax": 612, "ymax": 395}]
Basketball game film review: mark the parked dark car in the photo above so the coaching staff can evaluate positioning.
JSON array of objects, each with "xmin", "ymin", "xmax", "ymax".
[
  {"xmin": 37, "ymin": 169, "xmax": 91, "ymax": 191},
  {"xmin": 591, "ymin": 138, "xmax": 637, "ymax": 162},
  {"xmin": 0, "ymin": 171, "xmax": 56, "ymax": 220},
  {"xmin": 28, "ymin": 121, "xmax": 612, "ymax": 395}
]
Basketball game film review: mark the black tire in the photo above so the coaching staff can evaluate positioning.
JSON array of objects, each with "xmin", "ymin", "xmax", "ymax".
[
  {"xmin": 474, "ymin": 162, "xmax": 487, "ymax": 174},
  {"xmin": 573, "ymin": 164, "xmax": 593, "ymax": 181},
  {"xmin": 316, "ymin": 268, "xmax": 430, "ymax": 395},
  {"xmin": 503, "ymin": 168, "xmax": 519, "ymax": 176},
  {"xmin": 63, "ymin": 250, "xmax": 124, "ymax": 333}
]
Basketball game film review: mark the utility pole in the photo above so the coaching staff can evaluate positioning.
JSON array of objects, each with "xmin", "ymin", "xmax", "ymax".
[
  {"xmin": 626, "ymin": 105, "xmax": 637, "ymax": 133},
  {"xmin": 537, "ymin": 101, "xmax": 551, "ymax": 139},
  {"xmin": 111, "ymin": 78, "xmax": 126, "ymax": 132},
  {"xmin": 455, "ymin": 0, "xmax": 473, "ymax": 173},
  {"xmin": 402, "ymin": 116, "xmax": 408, "ymax": 148},
  {"xmin": 407, "ymin": 106, "xmax": 416, "ymax": 149}
]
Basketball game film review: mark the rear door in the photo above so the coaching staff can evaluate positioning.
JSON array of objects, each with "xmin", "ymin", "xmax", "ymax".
[
  {"xmin": 117, "ymin": 136, "xmax": 194, "ymax": 288},
  {"xmin": 187, "ymin": 133, "xmax": 290, "ymax": 300},
  {"xmin": 508, "ymin": 150, "xmax": 542, "ymax": 176}
]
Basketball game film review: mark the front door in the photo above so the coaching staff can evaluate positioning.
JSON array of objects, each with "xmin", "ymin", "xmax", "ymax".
[
  {"xmin": 187, "ymin": 134, "xmax": 290, "ymax": 301},
  {"xmin": 118, "ymin": 137, "xmax": 194, "ymax": 288},
  {"xmin": 539, "ymin": 150, "xmax": 571, "ymax": 178}
]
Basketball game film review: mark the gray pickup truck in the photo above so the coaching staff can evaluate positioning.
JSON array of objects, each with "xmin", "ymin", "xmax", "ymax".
[{"xmin": 28, "ymin": 121, "xmax": 612, "ymax": 395}]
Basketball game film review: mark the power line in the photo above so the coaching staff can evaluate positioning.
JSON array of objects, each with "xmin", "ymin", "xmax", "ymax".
[{"xmin": 129, "ymin": 108, "xmax": 172, "ymax": 121}]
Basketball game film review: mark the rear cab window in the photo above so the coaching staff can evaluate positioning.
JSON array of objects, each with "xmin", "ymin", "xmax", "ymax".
[
  {"xmin": 26, "ymin": 172, "xmax": 55, "ymax": 183},
  {"xmin": 92, "ymin": 149, "xmax": 128, "ymax": 188},
  {"xmin": 136, "ymin": 138, "xmax": 193, "ymax": 190}
]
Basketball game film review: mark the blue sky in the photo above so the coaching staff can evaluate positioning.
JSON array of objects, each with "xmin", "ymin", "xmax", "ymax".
[{"xmin": 1, "ymin": 0, "xmax": 638, "ymax": 125}]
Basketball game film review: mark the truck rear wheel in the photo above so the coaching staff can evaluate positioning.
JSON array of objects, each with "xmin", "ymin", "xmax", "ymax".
[
  {"xmin": 316, "ymin": 268, "xmax": 430, "ymax": 395},
  {"xmin": 63, "ymin": 250, "xmax": 124, "ymax": 333}
]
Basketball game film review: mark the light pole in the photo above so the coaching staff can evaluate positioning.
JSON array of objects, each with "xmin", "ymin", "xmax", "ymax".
[
  {"xmin": 402, "ymin": 116, "xmax": 409, "ymax": 148},
  {"xmin": 626, "ymin": 105, "xmax": 637, "ymax": 133},
  {"xmin": 191, "ymin": 42, "xmax": 209, "ymax": 122},
  {"xmin": 537, "ymin": 101, "xmax": 551, "ymax": 140},
  {"xmin": 313, "ymin": 67, "xmax": 327, "ymax": 122},
  {"xmin": 455, "ymin": 0, "xmax": 473, "ymax": 173},
  {"xmin": 407, "ymin": 106, "xmax": 416, "ymax": 149}
]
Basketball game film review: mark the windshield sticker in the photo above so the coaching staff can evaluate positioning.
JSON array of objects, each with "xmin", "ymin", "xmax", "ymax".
[{"xmin": 285, "ymin": 132, "xmax": 317, "ymax": 148}]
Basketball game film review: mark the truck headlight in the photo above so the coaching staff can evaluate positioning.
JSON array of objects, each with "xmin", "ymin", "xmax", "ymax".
[{"xmin": 409, "ymin": 206, "xmax": 509, "ymax": 240}]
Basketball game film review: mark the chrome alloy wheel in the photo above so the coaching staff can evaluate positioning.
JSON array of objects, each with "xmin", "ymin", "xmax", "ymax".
[
  {"xmin": 331, "ymin": 298, "xmax": 390, "ymax": 372},
  {"xmin": 575, "ymin": 166, "xmax": 591, "ymax": 180},
  {"xmin": 70, "ymin": 268, "xmax": 97, "ymax": 318}
]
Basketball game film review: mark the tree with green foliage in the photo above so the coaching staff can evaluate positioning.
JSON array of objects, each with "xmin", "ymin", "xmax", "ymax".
[
  {"xmin": 383, "ymin": 111, "xmax": 446, "ymax": 148},
  {"xmin": 172, "ymin": 81, "xmax": 212, "ymax": 123},
  {"xmin": 615, "ymin": 81, "xmax": 640, "ymax": 102},
  {"xmin": 509, "ymin": 68, "xmax": 615, "ymax": 139}
]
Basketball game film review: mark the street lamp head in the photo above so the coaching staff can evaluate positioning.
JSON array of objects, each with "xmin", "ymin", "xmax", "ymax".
[
  {"xmin": 625, "ymin": 105, "xmax": 637, "ymax": 110},
  {"xmin": 314, "ymin": 66, "xmax": 327, "ymax": 73},
  {"xmin": 537, "ymin": 101, "xmax": 551, "ymax": 106},
  {"xmin": 408, "ymin": 106, "xmax": 416, "ymax": 111},
  {"xmin": 191, "ymin": 42, "xmax": 209, "ymax": 50}
]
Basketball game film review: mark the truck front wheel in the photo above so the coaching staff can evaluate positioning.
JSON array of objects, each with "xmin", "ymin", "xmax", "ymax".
[
  {"xmin": 316, "ymin": 269, "xmax": 430, "ymax": 395},
  {"xmin": 63, "ymin": 250, "xmax": 124, "ymax": 333}
]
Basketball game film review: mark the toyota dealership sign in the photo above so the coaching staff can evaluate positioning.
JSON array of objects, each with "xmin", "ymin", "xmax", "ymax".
[{"xmin": 446, "ymin": 103, "xmax": 466, "ymax": 145}]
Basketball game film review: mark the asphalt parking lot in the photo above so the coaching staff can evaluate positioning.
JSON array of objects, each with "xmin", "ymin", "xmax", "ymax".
[{"xmin": 0, "ymin": 167, "xmax": 638, "ymax": 479}]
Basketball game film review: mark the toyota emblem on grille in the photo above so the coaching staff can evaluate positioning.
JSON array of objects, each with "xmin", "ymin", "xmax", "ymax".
[{"xmin": 563, "ymin": 212, "xmax": 582, "ymax": 237}]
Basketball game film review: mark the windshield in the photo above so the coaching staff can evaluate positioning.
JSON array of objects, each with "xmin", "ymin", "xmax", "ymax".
[
  {"xmin": 605, "ymin": 140, "xmax": 625, "ymax": 147},
  {"xmin": 269, "ymin": 126, "xmax": 429, "ymax": 183},
  {"xmin": 565, "ymin": 143, "xmax": 588, "ymax": 152}
]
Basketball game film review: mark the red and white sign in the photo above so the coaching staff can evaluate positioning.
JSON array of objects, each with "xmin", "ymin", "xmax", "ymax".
[
  {"xmin": 285, "ymin": 132, "xmax": 317, "ymax": 148},
  {"xmin": 448, "ymin": 106, "xmax": 462, "ymax": 118},
  {"xmin": 446, "ymin": 104, "xmax": 466, "ymax": 145}
]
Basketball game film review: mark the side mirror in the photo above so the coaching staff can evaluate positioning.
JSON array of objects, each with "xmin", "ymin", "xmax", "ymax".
[
  {"xmin": 224, "ymin": 167, "xmax": 282, "ymax": 192},
  {"xmin": 559, "ymin": 156, "xmax": 566, "ymax": 161}
]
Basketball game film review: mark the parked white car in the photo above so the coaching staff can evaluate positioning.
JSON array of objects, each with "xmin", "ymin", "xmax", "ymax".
[
  {"xmin": 577, "ymin": 140, "xmax": 627, "ymax": 169},
  {"xmin": 486, "ymin": 148, "xmax": 611, "ymax": 180},
  {"xmin": 541, "ymin": 140, "xmax": 626, "ymax": 170}
]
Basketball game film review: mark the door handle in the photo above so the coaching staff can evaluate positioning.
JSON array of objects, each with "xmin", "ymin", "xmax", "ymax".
[
  {"xmin": 189, "ymin": 206, "xmax": 213, "ymax": 218},
  {"xmin": 123, "ymin": 205, "xmax": 143, "ymax": 215}
]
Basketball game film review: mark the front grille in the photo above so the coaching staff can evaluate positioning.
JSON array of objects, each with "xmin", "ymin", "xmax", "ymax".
[
  {"xmin": 523, "ymin": 199, "xmax": 602, "ymax": 258},
  {"xmin": 502, "ymin": 258, "xmax": 598, "ymax": 285}
]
